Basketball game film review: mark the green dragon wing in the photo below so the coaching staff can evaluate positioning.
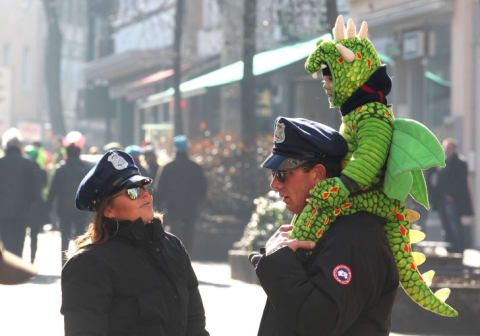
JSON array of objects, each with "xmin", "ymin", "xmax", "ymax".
[{"xmin": 383, "ymin": 118, "xmax": 445, "ymax": 209}]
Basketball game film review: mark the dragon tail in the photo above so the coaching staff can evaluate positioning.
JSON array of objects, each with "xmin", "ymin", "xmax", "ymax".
[{"xmin": 385, "ymin": 209, "xmax": 458, "ymax": 317}]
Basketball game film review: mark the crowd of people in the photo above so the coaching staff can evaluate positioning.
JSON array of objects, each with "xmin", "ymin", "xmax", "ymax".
[{"xmin": 0, "ymin": 127, "xmax": 209, "ymax": 267}]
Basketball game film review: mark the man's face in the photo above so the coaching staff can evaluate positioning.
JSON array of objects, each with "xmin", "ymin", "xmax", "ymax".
[
  {"xmin": 443, "ymin": 141, "xmax": 457, "ymax": 159},
  {"xmin": 270, "ymin": 165, "xmax": 325, "ymax": 214},
  {"xmin": 322, "ymin": 74, "xmax": 333, "ymax": 103}
]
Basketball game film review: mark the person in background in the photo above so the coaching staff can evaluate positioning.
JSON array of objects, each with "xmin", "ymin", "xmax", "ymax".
[
  {"xmin": 435, "ymin": 138, "xmax": 473, "ymax": 252},
  {"xmin": 143, "ymin": 145, "xmax": 160, "ymax": 179},
  {"xmin": 125, "ymin": 145, "xmax": 149, "ymax": 177},
  {"xmin": 0, "ymin": 128, "xmax": 39, "ymax": 257},
  {"xmin": 155, "ymin": 135, "xmax": 207, "ymax": 253},
  {"xmin": 24, "ymin": 144, "xmax": 49, "ymax": 263},
  {"xmin": 103, "ymin": 142, "xmax": 123, "ymax": 152},
  {"xmin": 61, "ymin": 150, "xmax": 209, "ymax": 336},
  {"xmin": 48, "ymin": 131, "xmax": 92, "ymax": 264},
  {"xmin": 250, "ymin": 117, "xmax": 399, "ymax": 336}
]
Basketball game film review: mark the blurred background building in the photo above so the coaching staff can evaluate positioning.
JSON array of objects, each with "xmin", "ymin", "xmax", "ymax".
[
  {"xmin": 0, "ymin": 0, "xmax": 45, "ymax": 142},
  {"xmin": 0, "ymin": 0, "xmax": 479, "ymax": 246}
]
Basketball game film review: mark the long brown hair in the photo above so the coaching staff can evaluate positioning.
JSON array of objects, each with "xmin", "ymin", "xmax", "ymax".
[{"xmin": 73, "ymin": 195, "xmax": 115, "ymax": 253}]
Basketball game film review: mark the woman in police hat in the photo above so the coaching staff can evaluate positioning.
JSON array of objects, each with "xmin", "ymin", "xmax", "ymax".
[{"xmin": 61, "ymin": 150, "xmax": 209, "ymax": 336}]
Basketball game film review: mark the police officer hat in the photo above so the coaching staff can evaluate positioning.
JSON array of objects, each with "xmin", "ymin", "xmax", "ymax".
[
  {"xmin": 76, "ymin": 150, "xmax": 152, "ymax": 211},
  {"xmin": 261, "ymin": 117, "xmax": 348, "ymax": 170}
]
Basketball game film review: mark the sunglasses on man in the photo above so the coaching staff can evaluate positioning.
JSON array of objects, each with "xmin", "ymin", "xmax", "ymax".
[
  {"xmin": 271, "ymin": 162, "xmax": 317, "ymax": 183},
  {"xmin": 271, "ymin": 170, "xmax": 290, "ymax": 183}
]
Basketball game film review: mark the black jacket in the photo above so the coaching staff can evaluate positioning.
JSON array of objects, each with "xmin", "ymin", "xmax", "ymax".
[
  {"xmin": 255, "ymin": 212, "xmax": 398, "ymax": 336},
  {"xmin": 155, "ymin": 152, "xmax": 207, "ymax": 218},
  {"xmin": 0, "ymin": 147, "xmax": 40, "ymax": 220},
  {"xmin": 61, "ymin": 217, "xmax": 209, "ymax": 336},
  {"xmin": 48, "ymin": 157, "xmax": 92, "ymax": 219},
  {"xmin": 436, "ymin": 154, "xmax": 473, "ymax": 216}
]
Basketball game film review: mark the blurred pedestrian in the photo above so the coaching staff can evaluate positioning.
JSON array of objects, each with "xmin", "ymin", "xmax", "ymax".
[
  {"xmin": 103, "ymin": 141, "xmax": 123, "ymax": 152},
  {"xmin": 144, "ymin": 145, "xmax": 160, "ymax": 179},
  {"xmin": 155, "ymin": 135, "xmax": 207, "ymax": 253},
  {"xmin": 61, "ymin": 150, "xmax": 209, "ymax": 335},
  {"xmin": 48, "ymin": 131, "xmax": 92, "ymax": 264},
  {"xmin": 0, "ymin": 128, "xmax": 40, "ymax": 257},
  {"xmin": 435, "ymin": 138, "xmax": 473, "ymax": 252},
  {"xmin": 125, "ymin": 145, "xmax": 149, "ymax": 177},
  {"xmin": 24, "ymin": 144, "xmax": 49, "ymax": 263},
  {"xmin": 249, "ymin": 118, "xmax": 399, "ymax": 335}
]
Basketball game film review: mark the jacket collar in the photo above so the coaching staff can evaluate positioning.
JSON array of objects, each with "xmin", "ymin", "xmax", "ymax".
[{"xmin": 105, "ymin": 217, "xmax": 165, "ymax": 243}]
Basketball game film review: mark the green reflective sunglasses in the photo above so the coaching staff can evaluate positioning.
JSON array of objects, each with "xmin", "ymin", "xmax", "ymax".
[{"xmin": 125, "ymin": 184, "xmax": 153, "ymax": 200}]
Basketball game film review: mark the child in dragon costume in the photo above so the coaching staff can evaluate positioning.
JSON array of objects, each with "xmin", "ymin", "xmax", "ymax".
[{"xmin": 290, "ymin": 15, "xmax": 457, "ymax": 317}]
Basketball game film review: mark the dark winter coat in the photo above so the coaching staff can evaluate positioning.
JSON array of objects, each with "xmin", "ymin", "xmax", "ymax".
[
  {"xmin": 155, "ymin": 152, "xmax": 207, "ymax": 218},
  {"xmin": 0, "ymin": 147, "xmax": 40, "ymax": 220},
  {"xmin": 61, "ymin": 217, "xmax": 208, "ymax": 336},
  {"xmin": 436, "ymin": 154, "xmax": 474, "ymax": 216},
  {"xmin": 28, "ymin": 162, "xmax": 49, "ymax": 226},
  {"xmin": 254, "ymin": 212, "xmax": 399, "ymax": 336},
  {"xmin": 48, "ymin": 157, "xmax": 92, "ymax": 220}
]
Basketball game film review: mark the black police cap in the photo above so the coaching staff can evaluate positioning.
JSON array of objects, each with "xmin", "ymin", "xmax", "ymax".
[
  {"xmin": 261, "ymin": 117, "xmax": 348, "ymax": 170},
  {"xmin": 75, "ymin": 150, "xmax": 152, "ymax": 212}
]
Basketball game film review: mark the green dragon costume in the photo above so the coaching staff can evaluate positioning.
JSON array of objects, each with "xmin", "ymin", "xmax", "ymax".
[{"xmin": 291, "ymin": 16, "xmax": 457, "ymax": 317}]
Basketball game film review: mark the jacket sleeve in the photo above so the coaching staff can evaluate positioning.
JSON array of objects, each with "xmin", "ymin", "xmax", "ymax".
[
  {"xmin": 184, "ymin": 251, "xmax": 210, "ymax": 336},
  {"xmin": 256, "ymin": 242, "xmax": 380, "ymax": 336},
  {"xmin": 61, "ymin": 253, "xmax": 113, "ymax": 336}
]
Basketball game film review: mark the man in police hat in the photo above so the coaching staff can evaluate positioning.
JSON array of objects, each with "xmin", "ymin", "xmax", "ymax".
[{"xmin": 251, "ymin": 117, "xmax": 399, "ymax": 336}]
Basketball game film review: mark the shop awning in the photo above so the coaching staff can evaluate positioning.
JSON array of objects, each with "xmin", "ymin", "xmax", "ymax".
[
  {"xmin": 140, "ymin": 33, "xmax": 332, "ymax": 108},
  {"xmin": 140, "ymin": 33, "xmax": 450, "ymax": 109}
]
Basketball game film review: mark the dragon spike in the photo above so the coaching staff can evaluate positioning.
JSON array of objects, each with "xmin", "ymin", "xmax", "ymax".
[
  {"xmin": 406, "ymin": 209, "xmax": 420, "ymax": 223},
  {"xmin": 412, "ymin": 251, "xmax": 426, "ymax": 266},
  {"xmin": 334, "ymin": 15, "xmax": 346, "ymax": 42},
  {"xmin": 336, "ymin": 44, "xmax": 355, "ymax": 63},
  {"xmin": 422, "ymin": 270, "xmax": 435, "ymax": 287},
  {"xmin": 312, "ymin": 72, "xmax": 318, "ymax": 79},
  {"xmin": 409, "ymin": 229, "xmax": 426, "ymax": 244},
  {"xmin": 434, "ymin": 288, "xmax": 451, "ymax": 302},
  {"xmin": 346, "ymin": 18, "xmax": 356, "ymax": 39},
  {"xmin": 358, "ymin": 21, "xmax": 368, "ymax": 39}
]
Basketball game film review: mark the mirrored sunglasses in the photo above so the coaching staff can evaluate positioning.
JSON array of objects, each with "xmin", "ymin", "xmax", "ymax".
[{"xmin": 125, "ymin": 184, "xmax": 153, "ymax": 200}]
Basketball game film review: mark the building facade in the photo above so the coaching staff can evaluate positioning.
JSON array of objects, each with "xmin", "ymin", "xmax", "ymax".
[
  {"xmin": 0, "ymin": 1, "xmax": 44, "ymax": 142},
  {"xmin": 349, "ymin": 0, "xmax": 480, "ymax": 247}
]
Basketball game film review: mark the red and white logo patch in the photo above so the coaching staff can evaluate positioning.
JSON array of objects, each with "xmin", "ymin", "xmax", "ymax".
[{"xmin": 333, "ymin": 264, "xmax": 352, "ymax": 285}]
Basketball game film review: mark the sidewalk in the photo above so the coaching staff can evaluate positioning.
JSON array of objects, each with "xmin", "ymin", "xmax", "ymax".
[{"xmin": 194, "ymin": 262, "xmax": 266, "ymax": 336}]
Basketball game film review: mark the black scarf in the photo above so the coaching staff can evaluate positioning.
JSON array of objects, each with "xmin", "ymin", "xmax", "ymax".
[{"xmin": 340, "ymin": 65, "xmax": 392, "ymax": 116}]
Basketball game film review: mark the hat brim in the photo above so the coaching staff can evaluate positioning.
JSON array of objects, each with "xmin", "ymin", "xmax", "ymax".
[
  {"xmin": 0, "ymin": 249, "xmax": 37, "ymax": 285},
  {"xmin": 118, "ymin": 175, "xmax": 152, "ymax": 190},
  {"xmin": 261, "ymin": 153, "xmax": 289, "ymax": 169}
]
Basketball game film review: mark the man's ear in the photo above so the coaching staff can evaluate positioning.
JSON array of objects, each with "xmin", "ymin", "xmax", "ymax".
[{"xmin": 312, "ymin": 164, "xmax": 327, "ymax": 183}]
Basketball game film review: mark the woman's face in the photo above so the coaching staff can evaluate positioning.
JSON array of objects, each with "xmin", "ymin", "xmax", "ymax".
[{"xmin": 103, "ymin": 185, "xmax": 154, "ymax": 224}]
